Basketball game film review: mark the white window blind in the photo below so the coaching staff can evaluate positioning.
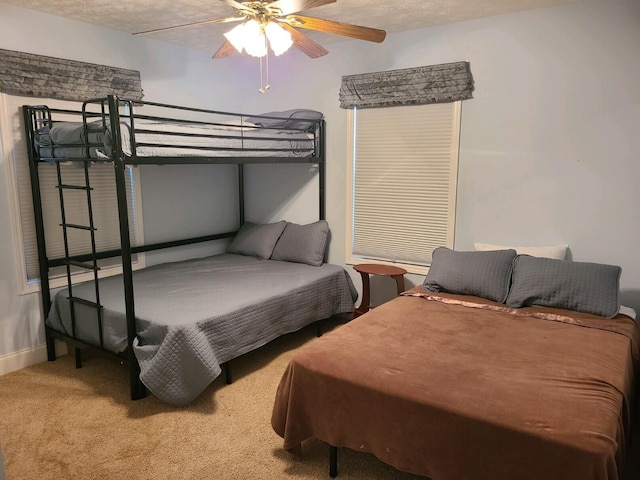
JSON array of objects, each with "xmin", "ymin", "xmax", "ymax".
[
  {"xmin": 347, "ymin": 102, "xmax": 460, "ymax": 272},
  {"xmin": 1, "ymin": 94, "xmax": 143, "ymax": 291}
]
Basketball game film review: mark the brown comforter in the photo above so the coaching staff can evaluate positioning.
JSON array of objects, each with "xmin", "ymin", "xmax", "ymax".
[{"xmin": 272, "ymin": 288, "xmax": 639, "ymax": 480}]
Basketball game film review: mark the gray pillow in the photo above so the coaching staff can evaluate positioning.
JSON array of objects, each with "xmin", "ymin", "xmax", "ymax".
[
  {"xmin": 506, "ymin": 255, "xmax": 621, "ymax": 318},
  {"xmin": 271, "ymin": 220, "xmax": 329, "ymax": 266},
  {"xmin": 423, "ymin": 247, "xmax": 517, "ymax": 303},
  {"xmin": 48, "ymin": 120, "xmax": 106, "ymax": 144},
  {"xmin": 246, "ymin": 109, "xmax": 323, "ymax": 130},
  {"xmin": 226, "ymin": 221, "xmax": 286, "ymax": 259}
]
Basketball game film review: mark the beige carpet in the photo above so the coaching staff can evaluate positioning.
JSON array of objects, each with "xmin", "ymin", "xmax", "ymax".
[{"xmin": 0, "ymin": 319, "xmax": 424, "ymax": 480}]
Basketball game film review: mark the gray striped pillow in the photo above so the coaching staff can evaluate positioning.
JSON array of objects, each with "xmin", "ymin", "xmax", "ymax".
[
  {"xmin": 271, "ymin": 220, "xmax": 329, "ymax": 266},
  {"xmin": 227, "ymin": 221, "xmax": 286, "ymax": 259},
  {"xmin": 423, "ymin": 247, "xmax": 517, "ymax": 303},
  {"xmin": 506, "ymin": 255, "xmax": 621, "ymax": 318}
]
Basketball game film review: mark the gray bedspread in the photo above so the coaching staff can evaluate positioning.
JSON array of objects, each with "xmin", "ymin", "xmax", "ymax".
[{"xmin": 46, "ymin": 253, "xmax": 357, "ymax": 405}]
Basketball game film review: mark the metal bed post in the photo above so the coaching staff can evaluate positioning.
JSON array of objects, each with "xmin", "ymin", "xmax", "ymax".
[
  {"xmin": 23, "ymin": 106, "xmax": 56, "ymax": 360},
  {"xmin": 238, "ymin": 163, "xmax": 245, "ymax": 225},
  {"xmin": 317, "ymin": 119, "xmax": 327, "ymax": 340},
  {"xmin": 319, "ymin": 119, "xmax": 326, "ymax": 221},
  {"xmin": 314, "ymin": 119, "xmax": 327, "ymax": 339},
  {"xmin": 223, "ymin": 162, "xmax": 247, "ymax": 384},
  {"xmin": 329, "ymin": 445, "xmax": 338, "ymax": 478},
  {"xmin": 107, "ymin": 95, "xmax": 146, "ymax": 400}
]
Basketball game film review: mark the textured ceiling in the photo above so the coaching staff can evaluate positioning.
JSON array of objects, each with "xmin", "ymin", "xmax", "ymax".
[{"xmin": 2, "ymin": 0, "xmax": 576, "ymax": 54}]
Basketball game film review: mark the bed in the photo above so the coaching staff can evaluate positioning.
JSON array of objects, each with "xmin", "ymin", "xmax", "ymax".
[
  {"xmin": 23, "ymin": 96, "xmax": 353, "ymax": 404},
  {"xmin": 47, "ymin": 251, "xmax": 357, "ymax": 406},
  {"xmin": 272, "ymin": 248, "xmax": 640, "ymax": 479}
]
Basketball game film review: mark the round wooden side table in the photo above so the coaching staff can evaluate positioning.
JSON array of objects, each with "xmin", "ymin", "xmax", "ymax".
[{"xmin": 353, "ymin": 263, "xmax": 407, "ymax": 318}]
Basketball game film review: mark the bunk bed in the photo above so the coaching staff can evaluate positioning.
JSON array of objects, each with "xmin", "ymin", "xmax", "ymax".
[{"xmin": 23, "ymin": 95, "xmax": 357, "ymax": 406}]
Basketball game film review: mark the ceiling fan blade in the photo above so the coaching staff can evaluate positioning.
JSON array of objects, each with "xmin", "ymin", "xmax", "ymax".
[
  {"xmin": 280, "ymin": 23, "xmax": 328, "ymax": 59},
  {"xmin": 133, "ymin": 16, "xmax": 244, "ymax": 35},
  {"xmin": 285, "ymin": 15, "xmax": 386, "ymax": 43},
  {"xmin": 266, "ymin": 0, "xmax": 335, "ymax": 16},
  {"xmin": 212, "ymin": 39, "xmax": 238, "ymax": 59}
]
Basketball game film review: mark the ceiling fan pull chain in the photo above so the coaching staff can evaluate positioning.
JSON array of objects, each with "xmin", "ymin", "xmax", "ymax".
[
  {"xmin": 258, "ymin": 34, "xmax": 271, "ymax": 94},
  {"xmin": 264, "ymin": 41, "xmax": 271, "ymax": 91},
  {"xmin": 259, "ymin": 55, "xmax": 265, "ymax": 93}
]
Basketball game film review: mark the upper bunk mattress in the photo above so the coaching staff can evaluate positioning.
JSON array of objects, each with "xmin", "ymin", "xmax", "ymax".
[
  {"xmin": 46, "ymin": 253, "xmax": 357, "ymax": 405},
  {"xmin": 34, "ymin": 118, "xmax": 316, "ymax": 160}
]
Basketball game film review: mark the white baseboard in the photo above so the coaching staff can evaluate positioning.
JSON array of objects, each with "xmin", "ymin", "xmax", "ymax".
[{"xmin": 0, "ymin": 341, "xmax": 68, "ymax": 376}]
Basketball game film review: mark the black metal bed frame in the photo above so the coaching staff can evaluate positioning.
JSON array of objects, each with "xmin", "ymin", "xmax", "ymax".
[{"xmin": 23, "ymin": 95, "xmax": 326, "ymax": 401}]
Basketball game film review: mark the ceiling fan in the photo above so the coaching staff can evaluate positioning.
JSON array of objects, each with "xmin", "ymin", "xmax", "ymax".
[{"xmin": 133, "ymin": 0, "xmax": 387, "ymax": 59}]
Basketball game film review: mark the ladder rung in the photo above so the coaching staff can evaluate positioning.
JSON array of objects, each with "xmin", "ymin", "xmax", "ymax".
[
  {"xmin": 67, "ymin": 296, "xmax": 103, "ymax": 310},
  {"xmin": 66, "ymin": 259, "xmax": 100, "ymax": 271},
  {"xmin": 60, "ymin": 223, "xmax": 96, "ymax": 231},
  {"xmin": 57, "ymin": 184, "xmax": 92, "ymax": 191}
]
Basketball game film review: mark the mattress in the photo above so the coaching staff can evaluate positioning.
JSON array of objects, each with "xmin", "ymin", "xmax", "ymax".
[
  {"xmin": 34, "ymin": 118, "xmax": 316, "ymax": 160},
  {"xmin": 46, "ymin": 253, "xmax": 357, "ymax": 406},
  {"xmin": 272, "ymin": 288, "xmax": 639, "ymax": 480}
]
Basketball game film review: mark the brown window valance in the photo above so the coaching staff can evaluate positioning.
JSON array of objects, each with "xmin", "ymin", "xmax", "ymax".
[
  {"xmin": 339, "ymin": 61, "xmax": 473, "ymax": 109},
  {"xmin": 0, "ymin": 48, "xmax": 143, "ymax": 101}
]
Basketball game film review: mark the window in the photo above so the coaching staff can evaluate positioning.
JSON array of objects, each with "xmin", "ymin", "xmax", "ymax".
[
  {"xmin": 1, "ymin": 93, "xmax": 145, "ymax": 294},
  {"xmin": 346, "ymin": 102, "xmax": 460, "ymax": 274}
]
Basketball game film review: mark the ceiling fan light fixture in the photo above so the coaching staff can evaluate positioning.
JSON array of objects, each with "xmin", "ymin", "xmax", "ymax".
[
  {"xmin": 243, "ymin": 20, "xmax": 268, "ymax": 57},
  {"xmin": 223, "ymin": 19, "xmax": 267, "ymax": 57},
  {"xmin": 223, "ymin": 19, "xmax": 292, "ymax": 58},
  {"xmin": 223, "ymin": 22, "xmax": 248, "ymax": 53},
  {"xmin": 265, "ymin": 22, "xmax": 293, "ymax": 56}
]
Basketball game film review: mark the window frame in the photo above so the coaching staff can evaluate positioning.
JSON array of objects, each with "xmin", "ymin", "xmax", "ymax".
[
  {"xmin": 345, "ymin": 102, "xmax": 461, "ymax": 275},
  {"xmin": 1, "ymin": 93, "xmax": 145, "ymax": 295}
]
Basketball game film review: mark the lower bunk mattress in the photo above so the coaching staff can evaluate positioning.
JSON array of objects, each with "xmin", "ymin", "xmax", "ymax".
[{"xmin": 46, "ymin": 253, "xmax": 357, "ymax": 405}]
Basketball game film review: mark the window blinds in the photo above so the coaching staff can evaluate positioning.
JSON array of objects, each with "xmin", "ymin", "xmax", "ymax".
[
  {"xmin": 343, "ymin": 62, "xmax": 472, "ymax": 269},
  {"xmin": 5, "ymin": 94, "xmax": 138, "ymax": 282},
  {"xmin": 350, "ymin": 102, "xmax": 460, "ymax": 266},
  {"xmin": 0, "ymin": 51, "xmax": 143, "ymax": 286}
]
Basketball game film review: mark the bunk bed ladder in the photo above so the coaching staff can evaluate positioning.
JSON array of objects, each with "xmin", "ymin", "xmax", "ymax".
[{"xmin": 55, "ymin": 159, "xmax": 104, "ymax": 369}]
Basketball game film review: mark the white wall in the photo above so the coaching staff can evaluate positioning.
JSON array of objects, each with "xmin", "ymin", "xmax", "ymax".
[
  {"xmin": 1, "ymin": 0, "xmax": 639, "ymax": 369},
  {"xmin": 245, "ymin": 0, "xmax": 640, "ymax": 306}
]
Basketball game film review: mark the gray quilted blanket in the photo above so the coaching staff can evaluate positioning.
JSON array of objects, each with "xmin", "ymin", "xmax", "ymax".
[{"xmin": 46, "ymin": 253, "xmax": 357, "ymax": 405}]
